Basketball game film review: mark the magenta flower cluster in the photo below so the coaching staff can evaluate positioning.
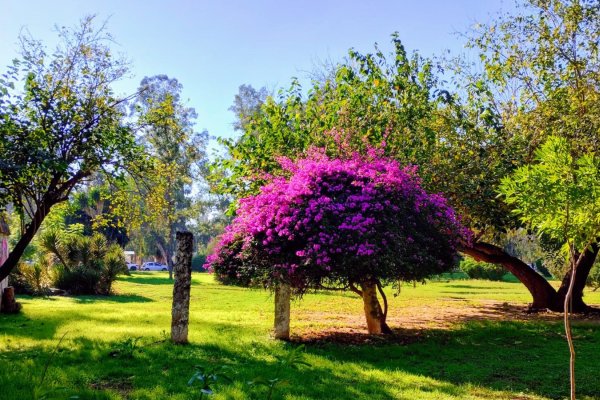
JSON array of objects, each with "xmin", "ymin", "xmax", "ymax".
[{"xmin": 206, "ymin": 148, "xmax": 471, "ymax": 291}]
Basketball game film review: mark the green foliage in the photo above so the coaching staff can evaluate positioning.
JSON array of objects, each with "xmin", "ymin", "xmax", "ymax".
[
  {"xmin": 500, "ymin": 136, "xmax": 600, "ymax": 254},
  {"xmin": 459, "ymin": 259, "xmax": 506, "ymax": 281},
  {"xmin": 10, "ymin": 256, "xmax": 53, "ymax": 296},
  {"xmin": 587, "ymin": 263, "xmax": 600, "ymax": 292},
  {"xmin": 247, "ymin": 345, "xmax": 310, "ymax": 400},
  {"xmin": 65, "ymin": 183, "xmax": 129, "ymax": 246},
  {"xmin": 109, "ymin": 74, "xmax": 210, "ymax": 269},
  {"xmin": 40, "ymin": 231, "xmax": 127, "ymax": 295},
  {"xmin": 0, "ymin": 16, "xmax": 142, "ymax": 280},
  {"xmin": 211, "ymin": 34, "xmax": 517, "ymax": 232},
  {"xmin": 468, "ymin": 0, "xmax": 600, "ymax": 158},
  {"xmin": 211, "ymin": 35, "xmax": 445, "ymax": 201},
  {"xmin": 188, "ymin": 365, "xmax": 232, "ymax": 399}
]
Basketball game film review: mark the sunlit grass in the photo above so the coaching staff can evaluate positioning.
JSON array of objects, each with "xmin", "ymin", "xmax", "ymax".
[{"xmin": 1, "ymin": 273, "xmax": 599, "ymax": 399}]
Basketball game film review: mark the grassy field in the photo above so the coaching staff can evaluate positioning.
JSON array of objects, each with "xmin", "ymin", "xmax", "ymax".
[{"xmin": 1, "ymin": 273, "xmax": 600, "ymax": 400}]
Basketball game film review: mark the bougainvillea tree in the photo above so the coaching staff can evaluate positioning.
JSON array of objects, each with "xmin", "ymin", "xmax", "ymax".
[{"xmin": 205, "ymin": 148, "xmax": 470, "ymax": 335}]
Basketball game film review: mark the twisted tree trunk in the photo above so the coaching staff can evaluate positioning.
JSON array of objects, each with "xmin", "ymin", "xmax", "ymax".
[
  {"xmin": 461, "ymin": 241, "xmax": 598, "ymax": 312},
  {"xmin": 554, "ymin": 244, "xmax": 598, "ymax": 312},
  {"xmin": 359, "ymin": 279, "xmax": 392, "ymax": 334}
]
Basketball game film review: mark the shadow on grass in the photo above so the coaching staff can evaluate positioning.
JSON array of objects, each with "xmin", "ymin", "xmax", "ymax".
[
  {"xmin": 119, "ymin": 274, "xmax": 174, "ymax": 286},
  {"xmin": 297, "ymin": 320, "xmax": 600, "ymax": 399},
  {"xmin": 444, "ymin": 284, "xmax": 508, "ymax": 290},
  {"xmin": 2, "ymin": 313, "xmax": 600, "ymax": 399},
  {"xmin": 72, "ymin": 294, "xmax": 154, "ymax": 304},
  {"xmin": 0, "ymin": 330, "xmax": 478, "ymax": 400}
]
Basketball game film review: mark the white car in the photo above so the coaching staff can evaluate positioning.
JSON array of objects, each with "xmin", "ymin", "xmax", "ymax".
[
  {"xmin": 127, "ymin": 263, "xmax": 139, "ymax": 271},
  {"xmin": 141, "ymin": 262, "xmax": 168, "ymax": 271}
]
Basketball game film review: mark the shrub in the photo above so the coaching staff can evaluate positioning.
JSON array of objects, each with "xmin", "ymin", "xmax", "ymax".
[
  {"xmin": 9, "ymin": 256, "xmax": 53, "ymax": 295},
  {"xmin": 192, "ymin": 254, "xmax": 207, "ymax": 272},
  {"xmin": 460, "ymin": 259, "xmax": 506, "ymax": 281},
  {"xmin": 587, "ymin": 263, "xmax": 600, "ymax": 291},
  {"xmin": 207, "ymin": 149, "xmax": 470, "ymax": 292},
  {"xmin": 41, "ymin": 231, "xmax": 127, "ymax": 295}
]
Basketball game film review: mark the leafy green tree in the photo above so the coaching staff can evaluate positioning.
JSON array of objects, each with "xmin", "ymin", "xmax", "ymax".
[
  {"xmin": 499, "ymin": 136, "xmax": 600, "ymax": 400},
  {"xmin": 65, "ymin": 183, "xmax": 129, "ymax": 246},
  {"xmin": 0, "ymin": 16, "xmax": 140, "ymax": 281},
  {"xmin": 211, "ymin": 35, "xmax": 454, "ymax": 202},
  {"xmin": 229, "ymin": 84, "xmax": 269, "ymax": 132},
  {"xmin": 459, "ymin": 0, "xmax": 600, "ymax": 311},
  {"xmin": 500, "ymin": 137, "xmax": 600, "ymax": 308},
  {"xmin": 212, "ymin": 1, "xmax": 600, "ymax": 312},
  {"xmin": 209, "ymin": 35, "xmax": 539, "ymax": 303},
  {"xmin": 128, "ymin": 75, "xmax": 208, "ymax": 277}
]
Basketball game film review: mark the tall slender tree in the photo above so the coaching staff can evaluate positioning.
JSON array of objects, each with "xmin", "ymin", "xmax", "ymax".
[{"xmin": 130, "ymin": 75, "xmax": 208, "ymax": 277}]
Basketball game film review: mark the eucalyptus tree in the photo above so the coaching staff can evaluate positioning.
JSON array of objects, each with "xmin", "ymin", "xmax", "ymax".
[{"xmin": 130, "ymin": 75, "xmax": 208, "ymax": 277}]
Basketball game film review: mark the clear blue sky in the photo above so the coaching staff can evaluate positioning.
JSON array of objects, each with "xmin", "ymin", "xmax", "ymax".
[{"xmin": 1, "ymin": 0, "xmax": 514, "ymax": 149}]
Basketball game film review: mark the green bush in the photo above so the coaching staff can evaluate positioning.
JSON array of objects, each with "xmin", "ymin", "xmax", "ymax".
[
  {"xmin": 587, "ymin": 263, "xmax": 600, "ymax": 291},
  {"xmin": 41, "ymin": 230, "xmax": 127, "ymax": 295},
  {"xmin": 460, "ymin": 259, "xmax": 506, "ymax": 281},
  {"xmin": 192, "ymin": 254, "xmax": 207, "ymax": 272},
  {"xmin": 9, "ymin": 256, "xmax": 53, "ymax": 295},
  {"xmin": 54, "ymin": 263, "xmax": 101, "ymax": 295}
]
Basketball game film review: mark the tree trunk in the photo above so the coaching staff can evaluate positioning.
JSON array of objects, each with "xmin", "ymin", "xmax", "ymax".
[
  {"xmin": 461, "ymin": 241, "xmax": 560, "ymax": 311},
  {"xmin": 1, "ymin": 287, "xmax": 21, "ymax": 314},
  {"xmin": 167, "ymin": 233, "xmax": 175, "ymax": 280},
  {"xmin": 0, "ymin": 200, "xmax": 53, "ymax": 282},
  {"xmin": 554, "ymin": 244, "xmax": 598, "ymax": 312},
  {"xmin": 360, "ymin": 280, "xmax": 392, "ymax": 334},
  {"xmin": 171, "ymin": 232, "xmax": 193, "ymax": 344},
  {"xmin": 274, "ymin": 283, "xmax": 291, "ymax": 340},
  {"xmin": 155, "ymin": 240, "xmax": 172, "ymax": 278},
  {"xmin": 462, "ymin": 241, "xmax": 599, "ymax": 313}
]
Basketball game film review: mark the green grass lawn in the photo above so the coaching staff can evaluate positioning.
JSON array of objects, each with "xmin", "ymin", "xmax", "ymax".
[{"xmin": 1, "ymin": 273, "xmax": 600, "ymax": 400}]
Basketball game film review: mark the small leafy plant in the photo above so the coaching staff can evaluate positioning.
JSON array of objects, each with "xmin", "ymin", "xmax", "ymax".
[
  {"xmin": 248, "ymin": 345, "xmax": 310, "ymax": 400},
  {"xmin": 188, "ymin": 365, "xmax": 232, "ymax": 399},
  {"xmin": 108, "ymin": 337, "xmax": 142, "ymax": 359}
]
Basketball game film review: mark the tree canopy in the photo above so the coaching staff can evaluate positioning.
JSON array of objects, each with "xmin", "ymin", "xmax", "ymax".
[
  {"xmin": 206, "ymin": 146, "xmax": 469, "ymax": 333},
  {"xmin": 0, "ymin": 16, "xmax": 141, "ymax": 281}
]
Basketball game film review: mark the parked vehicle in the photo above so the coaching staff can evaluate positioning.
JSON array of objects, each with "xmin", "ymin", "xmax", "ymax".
[
  {"xmin": 141, "ymin": 262, "xmax": 168, "ymax": 271},
  {"xmin": 127, "ymin": 263, "xmax": 139, "ymax": 271}
]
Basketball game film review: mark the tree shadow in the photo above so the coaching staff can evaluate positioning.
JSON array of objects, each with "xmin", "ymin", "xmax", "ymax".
[
  {"xmin": 443, "ymin": 284, "xmax": 507, "ymax": 290},
  {"xmin": 118, "ymin": 274, "xmax": 174, "ymax": 285},
  {"xmin": 72, "ymin": 294, "xmax": 154, "ymax": 304},
  {"xmin": 3, "ymin": 308, "xmax": 600, "ymax": 399},
  {"xmin": 291, "ymin": 305, "xmax": 600, "ymax": 399},
  {"xmin": 0, "ymin": 327, "xmax": 497, "ymax": 400}
]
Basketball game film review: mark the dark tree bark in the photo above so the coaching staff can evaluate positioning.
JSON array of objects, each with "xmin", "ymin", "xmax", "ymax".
[
  {"xmin": 554, "ymin": 244, "xmax": 599, "ymax": 312},
  {"xmin": 171, "ymin": 231, "xmax": 193, "ymax": 344},
  {"xmin": 359, "ymin": 279, "xmax": 392, "ymax": 334},
  {"xmin": 1, "ymin": 287, "xmax": 21, "ymax": 314},
  {"xmin": 274, "ymin": 283, "xmax": 291, "ymax": 340},
  {"xmin": 0, "ymin": 199, "xmax": 54, "ymax": 282},
  {"xmin": 461, "ymin": 241, "xmax": 598, "ymax": 312}
]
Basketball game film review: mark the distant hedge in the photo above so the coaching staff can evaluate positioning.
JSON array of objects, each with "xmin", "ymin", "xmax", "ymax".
[
  {"xmin": 459, "ymin": 259, "xmax": 506, "ymax": 281},
  {"xmin": 192, "ymin": 254, "xmax": 207, "ymax": 272}
]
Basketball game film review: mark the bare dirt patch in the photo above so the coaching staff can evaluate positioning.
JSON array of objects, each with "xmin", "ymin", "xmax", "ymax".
[{"xmin": 290, "ymin": 299, "xmax": 600, "ymax": 345}]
